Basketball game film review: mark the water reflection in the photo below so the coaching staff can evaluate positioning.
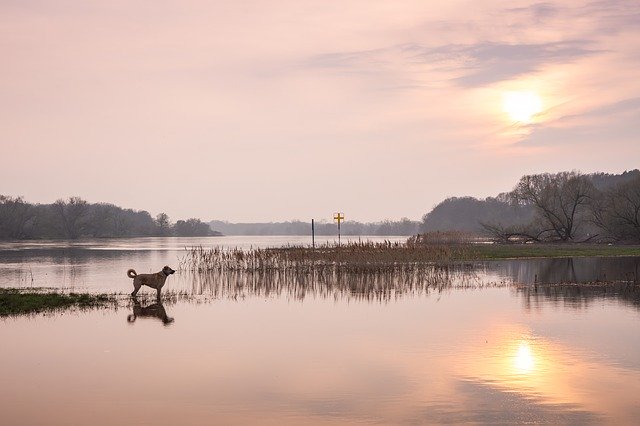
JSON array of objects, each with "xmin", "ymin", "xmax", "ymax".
[
  {"xmin": 490, "ymin": 256, "xmax": 640, "ymax": 285},
  {"xmin": 458, "ymin": 324, "xmax": 640, "ymax": 424},
  {"xmin": 187, "ymin": 266, "xmax": 488, "ymax": 302},
  {"xmin": 516, "ymin": 281, "xmax": 640, "ymax": 310},
  {"xmin": 513, "ymin": 341, "xmax": 535, "ymax": 374},
  {"xmin": 1, "ymin": 282, "xmax": 638, "ymax": 424},
  {"xmin": 126, "ymin": 297, "xmax": 174, "ymax": 325}
]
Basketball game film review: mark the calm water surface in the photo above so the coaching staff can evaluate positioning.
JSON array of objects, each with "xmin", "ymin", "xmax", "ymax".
[{"xmin": 1, "ymin": 237, "xmax": 639, "ymax": 425}]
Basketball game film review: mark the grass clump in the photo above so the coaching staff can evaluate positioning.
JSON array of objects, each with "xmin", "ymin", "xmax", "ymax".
[{"xmin": 0, "ymin": 288, "xmax": 116, "ymax": 317}]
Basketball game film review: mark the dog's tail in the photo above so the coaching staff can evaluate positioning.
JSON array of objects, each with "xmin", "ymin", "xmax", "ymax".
[{"xmin": 127, "ymin": 269, "xmax": 137, "ymax": 278}]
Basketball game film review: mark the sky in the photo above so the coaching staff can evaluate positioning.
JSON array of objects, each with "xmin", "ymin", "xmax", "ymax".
[{"xmin": 2, "ymin": 1, "xmax": 639, "ymax": 222}]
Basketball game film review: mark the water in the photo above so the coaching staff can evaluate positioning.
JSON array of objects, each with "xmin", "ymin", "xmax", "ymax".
[
  {"xmin": 1, "ymin": 237, "xmax": 639, "ymax": 425},
  {"xmin": 0, "ymin": 235, "xmax": 407, "ymax": 291}
]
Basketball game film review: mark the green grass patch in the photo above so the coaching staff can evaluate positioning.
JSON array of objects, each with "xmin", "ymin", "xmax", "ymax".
[{"xmin": 0, "ymin": 288, "xmax": 116, "ymax": 317}]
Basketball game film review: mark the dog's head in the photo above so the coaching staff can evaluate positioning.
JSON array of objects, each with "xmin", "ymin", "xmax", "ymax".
[{"xmin": 162, "ymin": 266, "xmax": 176, "ymax": 276}]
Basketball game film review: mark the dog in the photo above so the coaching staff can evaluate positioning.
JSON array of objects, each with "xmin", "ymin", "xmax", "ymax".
[{"xmin": 127, "ymin": 266, "xmax": 175, "ymax": 299}]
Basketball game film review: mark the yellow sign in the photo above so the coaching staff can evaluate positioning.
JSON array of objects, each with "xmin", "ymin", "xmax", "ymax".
[{"xmin": 333, "ymin": 212, "xmax": 344, "ymax": 224}]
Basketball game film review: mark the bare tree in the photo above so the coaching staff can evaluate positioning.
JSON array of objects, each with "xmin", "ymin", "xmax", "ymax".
[
  {"xmin": 53, "ymin": 197, "xmax": 88, "ymax": 239},
  {"xmin": 0, "ymin": 195, "xmax": 33, "ymax": 239},
  {"xmin": 512, "ymin": 172, "xmax": 595, "ymax": 242},
  {"xmin": 155, "ymin": 212, "xmax": 171, "ymax": 236},
  {"xmin": 592, "ymin": 176, "xmax": 640, "ymax": 242}
]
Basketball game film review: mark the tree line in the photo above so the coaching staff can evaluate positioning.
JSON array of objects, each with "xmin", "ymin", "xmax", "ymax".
[
  {"xmin": 208, "ymin": 218, "xmax": 421, "ymax": 236},
  {"xmin": 0, "ymin": 196, "xmax": 218, "ymax": 240},
  {"xmin": 422, "ymin": 170, "xmax": 640, "ymax": 243}
]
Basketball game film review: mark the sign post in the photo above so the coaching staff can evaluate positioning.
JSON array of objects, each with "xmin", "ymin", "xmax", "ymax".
[{"xmin": 333, "ymin": 212, "xmax": 344, "ymax": 246}]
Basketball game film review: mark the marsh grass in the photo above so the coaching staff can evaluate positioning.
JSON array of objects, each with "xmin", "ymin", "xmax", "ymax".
[
  {"xmin": 181, "ymin": 240, "xmax": 477, "ymax": 274},
  {"xmin": 0, "ymin": 288, "xmax": 118, "ymax": 317}
]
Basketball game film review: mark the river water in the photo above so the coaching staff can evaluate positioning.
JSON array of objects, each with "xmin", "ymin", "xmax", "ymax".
[{"xmin": 1, "ymin": 236, "xmax": 639, "ymax": 425}]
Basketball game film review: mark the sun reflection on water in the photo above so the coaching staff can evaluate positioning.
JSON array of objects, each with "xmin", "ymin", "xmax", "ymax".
[{"xmin": 514, "ymin": 341, "xmax": 535, "ymax": 373}]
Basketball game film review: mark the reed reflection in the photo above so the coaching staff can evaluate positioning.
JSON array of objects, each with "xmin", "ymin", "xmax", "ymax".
[
  {"xmin": 186, "ymin": 265, "xmax": 489, "ymax": 302},
  {"xmin": 127, "ymin": 296, "xmax": 174, "ymax": 326}
]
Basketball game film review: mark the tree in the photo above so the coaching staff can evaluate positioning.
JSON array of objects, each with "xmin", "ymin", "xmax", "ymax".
[
  {"xmin": 512, "ymin": 172, "xmax": 595, "ymax": 242},
  {"xmin": 53, "ymin": 197, "xmax": 88, "ymax": 239},
  {"xmin": 173, "ymin": 218, "xmax": 213, "ymax": 236},
  {"xmin": 155, "ymin": 212, "xmax": 171, "ymax": 236},
  {"xmin": 0, "ymin": 195, "xmax": 33, "ymax": 239},
  {"xmin": 592, "ymin": 176, "xmax": 640, "ymax": 242}
]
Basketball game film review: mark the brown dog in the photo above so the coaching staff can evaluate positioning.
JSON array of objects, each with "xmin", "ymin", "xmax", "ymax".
[{"xmin": 127, "ymin": 266, "xmax": 175, "ymax": 299}]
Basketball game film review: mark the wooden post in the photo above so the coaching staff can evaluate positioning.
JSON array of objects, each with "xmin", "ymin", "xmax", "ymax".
[
  {"xmin": 333, "ymin": 212, "xmax": 344, "ymax": 246},
  {"xmin": 311, "ymin": 219, "xmax": 315, "ymax": 249}
]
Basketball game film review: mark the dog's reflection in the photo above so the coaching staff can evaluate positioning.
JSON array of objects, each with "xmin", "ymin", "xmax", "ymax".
[{"xmin": 127, "ymin": 297, "xmax": 174, "ymax": 325}]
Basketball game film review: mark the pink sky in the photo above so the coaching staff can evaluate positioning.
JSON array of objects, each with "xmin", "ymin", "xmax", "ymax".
[{"xmin": 2, "ymin": 0, "xmax": 639, "ymax": 222}]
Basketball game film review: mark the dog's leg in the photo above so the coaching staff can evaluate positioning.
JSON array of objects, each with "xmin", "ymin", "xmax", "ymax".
[
  {"xmin": 131, "ymin": 281, "xmax": 141, "ymax": 297},
  {"xmin": 156, "ymin": 288, "xmax": 162, "ymax": 301}
]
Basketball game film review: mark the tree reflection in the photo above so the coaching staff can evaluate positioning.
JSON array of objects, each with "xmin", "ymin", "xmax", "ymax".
[{"xmin": 515, "ymin": 282, "xmax": 640, "ymax": 310}]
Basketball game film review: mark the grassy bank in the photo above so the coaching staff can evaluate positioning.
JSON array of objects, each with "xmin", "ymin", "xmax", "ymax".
[
  {"xmin": 182, "ymin": 242, "xmax": 640, "ymax": 273},
  {"xmin": 0, "ymin": 288, "xmax": 116, "ymax": 317}
]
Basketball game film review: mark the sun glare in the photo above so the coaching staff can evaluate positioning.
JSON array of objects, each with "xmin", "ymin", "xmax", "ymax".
[{"xmin": 502, "ymin": 91, "xmax": 543, "ymax": 123}]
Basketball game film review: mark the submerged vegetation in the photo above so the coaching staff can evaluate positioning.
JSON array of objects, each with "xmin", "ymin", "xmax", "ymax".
[{"xmin": 0, "ymin": 288, "xmax": 117, "ymax": 317}]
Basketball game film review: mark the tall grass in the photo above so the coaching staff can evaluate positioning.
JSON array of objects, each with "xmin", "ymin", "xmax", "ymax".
[{"xmin": 181, "ymin": 240, "xmax": 477, "ymax": 274}]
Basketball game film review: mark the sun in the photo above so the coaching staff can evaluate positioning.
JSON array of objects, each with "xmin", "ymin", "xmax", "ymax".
[{"xmin": 502, "ymin": 91, "xmax": 543, "ymax": 123}]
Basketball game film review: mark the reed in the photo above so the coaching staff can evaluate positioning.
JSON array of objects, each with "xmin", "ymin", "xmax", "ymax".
[{"xmin": 181, "ymin": 240, "xmax": 477, "ymax": 274}]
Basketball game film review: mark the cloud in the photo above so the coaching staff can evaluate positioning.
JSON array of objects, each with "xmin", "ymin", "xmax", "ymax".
[
  {"xmin": 305, "ymin": 40, "xmax": 599, "ymax": 88},
  {"xmin": 505, "ymin": 2, "xmax": 559, "ymax": 22},
  {"xmin": 412, "ymin": 40, "xmax": 600, "ymax": 87},
  {"xmin": 516, "ymin": 97, "xmax": 640, "ymax": 147}
]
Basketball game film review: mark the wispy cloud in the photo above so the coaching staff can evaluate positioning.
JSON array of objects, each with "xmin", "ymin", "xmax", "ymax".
[
  {"xmin": 504, "ymin": 2, "xmax": 559, "ymax": 22},
  {"xmin": 304, "ymin": 40, "xmax": 599, "ymax": 88},
  {"xmin": 409, "ymin": 40, "xmax": 600, "ymax": 87},
  {"xmin": 517, "ymin": 97, "xmax": 640, "ymax": 147}
]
